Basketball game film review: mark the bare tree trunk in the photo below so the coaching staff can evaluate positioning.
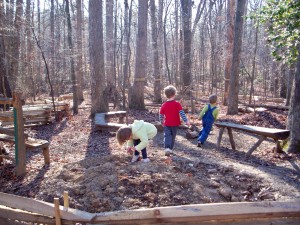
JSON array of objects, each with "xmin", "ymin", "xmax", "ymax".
[
  {"xmin": 174, "ymin": 0, "xmax": 179, "ymax": 87},
  {"xmin": 249, "ymin": 20, "xmax": 259, "ymax": 105},
  {"xmin": 285, "ymin": 66, "xmax": 294, "ymax": 106},
  {"xmin": 10, "ymin": 0, "xmax": 23, "ymax": 90},
  {"xmin": 0, "ymin": 0, "xmax": 12, "ymax": 98},
  {"xmin": 76, "ymin": 0, "xmax": 84, "ymax": 101},
  {"xmin": 128, "ymin": 0, "xmax": 148, "ymax": 109},
  {"xmin": 227, "ymin": 0, "xmax": 246, "ymax": 115},
  {"xmin": 106, "ymin": 0, "xmax": 115, "ymax": 87},
  {"xmin": 65, "ymin": 0, "xmax": 78, "ymax": 114},
  {"xmin": 223, "ymin": 0, "xmax": 235, "ymax": 106},
  {"xmin": 89, "ymin": 0, "xmax": 108, "ymax": 115},
  {"xmin": 163, "ymin": 1, "xmax": 171, "ymax": 84},
  {"xmin": 150, "ymin": 0, "xmax": 162, "ymax": 103},
  {"xmin": 50, "ymin": 0, "xmax": 55, "ymax": 96},
  {"xmin": 122, "ymin": 0, "xmax": 132, "ymax": 108},
  {"xmin": 180, "ymin": 0, "xmax": 192, "ymax": 89},
  {"xmin": 287, "ymin": 46, "xmax": 300, "ymax": 153}
]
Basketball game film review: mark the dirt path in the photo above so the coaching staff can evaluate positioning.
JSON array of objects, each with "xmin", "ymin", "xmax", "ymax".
[{"xmin": 0, "ymin": 107, "xmax": 299, "ymax": 213}]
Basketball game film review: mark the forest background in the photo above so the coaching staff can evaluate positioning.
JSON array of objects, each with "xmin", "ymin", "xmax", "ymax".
[{"xmin": 0, "ymin": 0, "xmax": 299, "ymax": 152}]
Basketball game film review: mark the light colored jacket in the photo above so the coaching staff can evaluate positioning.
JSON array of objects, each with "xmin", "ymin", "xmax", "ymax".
[{"xmin": 127, "ymin": 120, "xmax": 157, "ymax": 151}]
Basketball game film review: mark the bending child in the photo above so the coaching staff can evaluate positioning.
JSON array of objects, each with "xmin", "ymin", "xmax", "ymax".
[
  {"xmin": 116, "ymin": 120, "xmax": 157, "ymax": 163},
  {"xmin": 197, "ymin": 94, "xmax": 219, "ymax": 147},
  {"xmin": 159, "ymin": 85, "xmax": 190, "ymax": 156}
]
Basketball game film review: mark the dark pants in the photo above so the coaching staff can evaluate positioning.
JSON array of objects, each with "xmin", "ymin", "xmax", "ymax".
[
  {"xmin": 133, "ymin": 139, "xmax": 147, "ymax": 159},
  {"xmin": 164, "ymin": 126, "xmax": 178, "ymax": 149}
]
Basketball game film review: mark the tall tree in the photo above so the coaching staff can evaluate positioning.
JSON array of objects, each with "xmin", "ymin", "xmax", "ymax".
[
  {"xmin": 89, "ymin": 0, "xmax": 108, "ymax": 114},
  {"xmin": 106, "ymin": 0, "xmax": 115, "ymax": 86},
  {"xmin": 121, "ymin": 0, "xmax": 132, "ymax": 108},
  {"xmin": 0, "ymin": 0, "xmax": 12, "ymax": 97},
  {"xmin": 150, "ymin": 0, "xmax": 161, "ymax": 103},
  {"xmin": 50, "ymin": 0, "xmax": 55, "ymax": 96},
  {"xmin": 256, "ymin": 0, "xmax": 300, "ymax": 152},
  {"xmin": 227, "ymin": 0, "xmax": 247, "ymax": 115},
  {"xmin": 128, "ymin": 0, "xmax": 148, "ymax": 109},
  {"xmin": 10, "ymin": 0, "xmax": 23, "ymax": 89},
  {"xmin": 76, "ymin": 0, "xmax": 84, "ymax": 101},
  {"xmin": 65, "ymin": 0, "xmax": 78, "ymax": 114},
  {"xmin": 223, "ymin": 0, "xmax": 235, "ymax": 105},
  {"xmin": 180, "ymin": 0, "xmax": 192, "ymax": 89}
]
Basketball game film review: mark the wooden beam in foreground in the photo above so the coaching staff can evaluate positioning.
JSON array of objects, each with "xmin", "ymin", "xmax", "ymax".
[
  {"xmin": 0, "ymin": 192, "xmax": 300, "ymax": 224},
  {"xmin": 92, "ymin": 201, "xmax": 300, "ymax": 224}
]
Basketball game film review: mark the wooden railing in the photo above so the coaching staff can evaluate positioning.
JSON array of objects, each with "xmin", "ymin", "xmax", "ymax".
[{"xmin": 0, "ymin": 192, "xmax": 299, "ymax": 225}]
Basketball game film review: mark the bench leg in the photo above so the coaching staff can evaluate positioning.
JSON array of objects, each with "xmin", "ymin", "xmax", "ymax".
[
  {"xmin": 273, "ymin": 139, "xmax": 283, "ymax": 153},
  {"xmin": 246, "ymin": 136, "xmax": 266, "ymax": 156},
  {"xmin": 217, "ymin": 127, "xmax": 225, "ymax": 150},
  {"xmin": 43, "ymin": 147, "xmax": 50, "ymax": 164},
  {"xmin": 227, "ymin": 128, "xmax": 236, "ymax": 150}
]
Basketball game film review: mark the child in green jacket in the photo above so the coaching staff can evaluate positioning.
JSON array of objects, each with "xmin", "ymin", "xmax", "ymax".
[
  {"xmin": 116, "ymin": 120, "xmax": 157, "ymax": 163},
  {"xmin": 197, "ymin": 94, "xmax": 219, "ymax": 147}
]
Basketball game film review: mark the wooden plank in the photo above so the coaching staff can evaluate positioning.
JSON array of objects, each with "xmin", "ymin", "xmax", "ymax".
[
  {"xmin": 91, "ymin": 201, "xmax": 300, "ymax": 224},
  {"xmin": 104, "ymin": 111, "xmax": 127, "ymax": 116},
  {"xmin": 0, "ymin": 192, "xmax": 300, "ymax": 225},
  {"xmin": 0, "ymin": 192, "xmax": 94, "ymax": 222},
  {"xmin": 215, "ymin": 122, "xmax": 290, "ymax": 140},
  {"xmin": 0, "ymin": 98, "xmax": 13, "ymax": 105},
  {"xmin": 0, "ymin": 127, "xmax": 26, "ymax": 138},
  {"xmin": 25, "ymin": 138, "xmax": 49, "ymax": 149},
  {"xmin": 0, "ymin": 205, "xmax": 55, "ymax": 225},
  {"xmin": 243, "ymin": 103, "xmax": 289, "ymax": 111}
]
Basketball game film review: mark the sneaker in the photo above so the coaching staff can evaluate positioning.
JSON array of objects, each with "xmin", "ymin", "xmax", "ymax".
[
  {"xmin": 142, "ymin": 158, "xmax": 150, "ymax": 163},
  {"xmin": 197, "ymin": 142, "xmax": 202, "ymax": 147},
  {"xmin": 131, "ymin": 154, "xmax": 140, "ymax": 162},
  {"xmin": 165, "ymin": 148, "xmax": 173, "ymax": 156}
]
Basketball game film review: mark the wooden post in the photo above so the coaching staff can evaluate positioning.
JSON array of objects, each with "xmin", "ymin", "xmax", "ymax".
[
  {"xmin": 63, "ymin": 191, "xmax": 69, "ymax": 209},
  {"xmin": 274, "ymin": 139, "xmax": 283, "ymax": 153},
  {"xmin": 43, "ymin": 146, "xmax": 50, "ymax": 164},
  {"xmin": 246, "ymin": 136, "xmax": 266, "ymax": 156},
  {"xmin": 216, "ymin": 127, "xmax": 225, "ymax": 150},
  {"xmin": 54, "ymin": 198, "xmax": 61, "ymax": 225},
  {"xmin": 13, "ymin": 90, "xmax": 26, "ymax": 176},
  {"xmin": 227, "ymin": 127, "xmax": 236, "ymax": 150}
]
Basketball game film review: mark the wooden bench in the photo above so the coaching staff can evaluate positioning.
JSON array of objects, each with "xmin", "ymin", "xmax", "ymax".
[
  {"xmin": 0, "ymin": 133, "xmax": 50, "ymax": 165},
  {"xmin": 95, "ymin": 111, "xmax": 127, "ymax": 131},
  {"xmin": 215, "ymin": 122, "xmax": 290, "ymax": 156}
]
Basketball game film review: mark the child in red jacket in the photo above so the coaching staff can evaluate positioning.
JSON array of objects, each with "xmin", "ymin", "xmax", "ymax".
[{"xmin": 159, "ymin": 85, "xmax": 190, "ymax": 156}]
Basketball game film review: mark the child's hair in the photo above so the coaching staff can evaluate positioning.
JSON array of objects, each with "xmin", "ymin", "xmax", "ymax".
[
  {"xmin": 209, "ymin": 94, "xmax": 218, "ymax": 104},
  {"xmin": 164, "ymin": 85, "xmax": 177, "ymax": 98},
  {"xmin": 116, "ymin": 126, "xmax": 132, "ymax": 146}
]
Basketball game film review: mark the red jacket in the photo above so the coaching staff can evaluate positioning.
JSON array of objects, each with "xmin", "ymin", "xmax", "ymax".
[{"xmin": 159, "ymin": 100, "xmax": 183, "ymax": 126}]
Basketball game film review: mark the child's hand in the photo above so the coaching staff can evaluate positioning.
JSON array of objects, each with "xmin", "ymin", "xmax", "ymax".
[
  {"xmin": 127, "ymin": 147, "xmax": 134, "ymax": 155},
  {"xmin": 186, "ymin": 121, "xmax": 191, "ymax": 127}
]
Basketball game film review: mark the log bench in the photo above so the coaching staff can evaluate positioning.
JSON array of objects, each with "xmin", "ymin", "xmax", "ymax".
[
  {"xmin": 215, "ymin": 122, "xmax": 290, "ymax": 156},
  {"xmin": 0, "ymin": 133, "xmax": 50, "ymax": 165},
  {"xmin": 95, "ymin": 111, "xmax": 127, "ymax": 131}
]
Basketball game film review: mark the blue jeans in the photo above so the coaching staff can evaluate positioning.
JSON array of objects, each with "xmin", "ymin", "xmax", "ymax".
[
  {"xmin": 164, "ymin": 126, "xmax": 178, "ymax": 149},
  {"xmin": 133, "ymin": 139, "xmax": 147, "ymax": 159}
]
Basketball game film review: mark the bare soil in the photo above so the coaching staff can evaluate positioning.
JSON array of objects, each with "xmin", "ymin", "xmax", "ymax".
[{"xmin": 0, "ymin": 99, "xmax": 299, "ymax": 213}]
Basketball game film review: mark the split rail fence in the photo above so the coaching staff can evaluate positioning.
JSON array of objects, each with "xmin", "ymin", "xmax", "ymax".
[{"xmin": 0, "ymin": 192, "xmax": 299, "ymax": 225}]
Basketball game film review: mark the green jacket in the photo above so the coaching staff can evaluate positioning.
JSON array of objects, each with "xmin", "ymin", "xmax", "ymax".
[
  {"xmin": 199, "ymin": 103, "xmax": 219, "ymax": 121},
  {"xmin": 127, "ymin": 120, "xmax": 157, "ymax": 151}
]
